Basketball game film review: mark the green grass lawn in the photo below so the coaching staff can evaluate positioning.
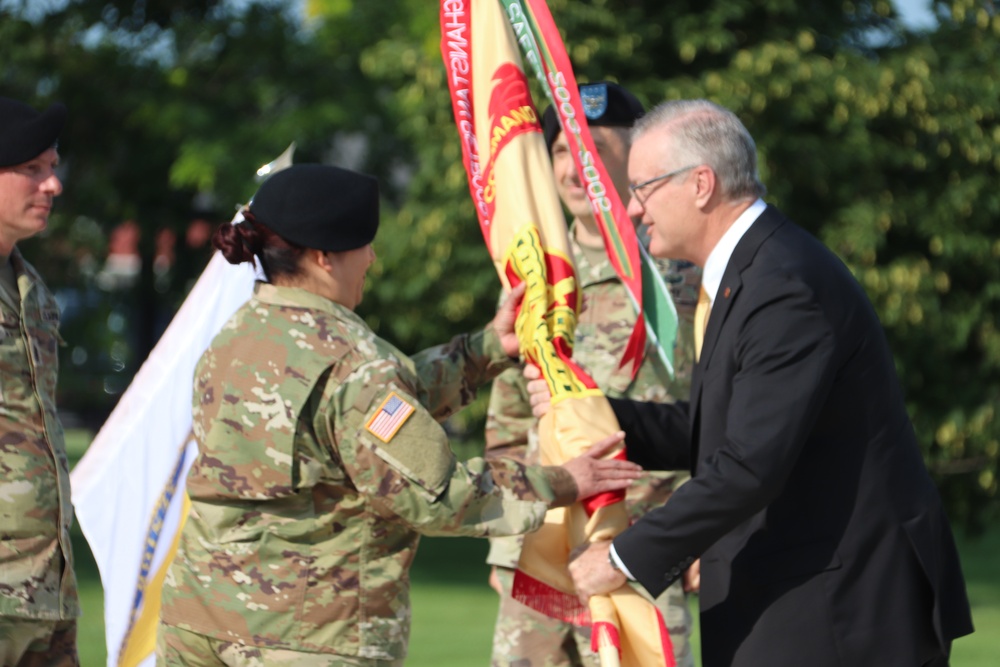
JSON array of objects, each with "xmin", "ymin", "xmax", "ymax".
[
  {"xmin": 950, "ymin": 525, "xmax": 1000, "ymax": 666},
  {"xmin": 65, "ymin": 430, "xmax": 997, "ymax": 666}
]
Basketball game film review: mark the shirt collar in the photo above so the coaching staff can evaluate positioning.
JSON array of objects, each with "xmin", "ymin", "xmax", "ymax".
[
  {"xmin": 252, "ymin": 281, "xmax": 368, "ymax": 327},
  {"xmin": 701, "ymin": 198, "xmax": 767, "ymax": 302}
]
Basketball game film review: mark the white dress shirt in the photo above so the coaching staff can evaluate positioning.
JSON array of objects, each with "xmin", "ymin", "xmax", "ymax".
[
  {"xmin": 700, "ymin": 198, "xmax": 767, "ymax": 303},
  {"xmin": 609, "ymin": 198, "xmax": 767, "ymax": 580}
]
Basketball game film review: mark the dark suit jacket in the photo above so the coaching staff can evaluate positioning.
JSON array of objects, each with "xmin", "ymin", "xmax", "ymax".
[{"xmin": 611, "ymin": 206, "xmax": 973, "ymax": 667}]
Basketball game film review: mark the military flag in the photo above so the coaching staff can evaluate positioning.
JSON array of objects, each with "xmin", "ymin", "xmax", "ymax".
[
  {"xmin": 440, "ymin": 1, "xmax": 674, "ymax": 665},
  {"xmin": 70, "ymin": 253, "xmax": 257, "ymax": 666},
  {"xmin": 499, "ymin": 0, "xmax": 679, "ymax": 378},
  {"xmin": 70, "ymin": 148, "xmax": 295, "ymax": 666}
]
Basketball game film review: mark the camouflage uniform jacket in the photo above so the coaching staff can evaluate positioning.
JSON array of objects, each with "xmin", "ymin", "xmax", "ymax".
[
  {"xmin": 486, "ymin": 227, "xmax": 702, "ymax": 568},
  {"xmin": 161, "ymin": 283, "xmax": 572, "ymax": 660},
  {"xmin": 0, "ymin": 248, "xmax": 78, "ymax": 620}
]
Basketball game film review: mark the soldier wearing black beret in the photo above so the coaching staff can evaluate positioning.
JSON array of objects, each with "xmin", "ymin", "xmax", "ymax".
[
  {"xmin": 0, "ymin": 96, "xmax": 66, "ymax": 250},
  {"xmin": 155, "ymin": 162, "xmax": 641, "ymax": 665},
  {"xmin": 538, "ymin": 81, "xmax": 646, "ymax": 251},
  {"xmin": 483, "ymin": 81, "xmax": 699, "ymax": 667},
  {"xmin": 209, "ymin": 163, "xmax": 381, "ymax": 301},
  {"xmin": 0, "ymin": 96, "xmax": 81, "ymax": 665}
]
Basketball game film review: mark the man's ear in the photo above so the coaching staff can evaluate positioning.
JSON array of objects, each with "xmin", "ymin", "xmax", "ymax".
[{"xmin": 693, "ymin": 165, "xmax": 717, "ymax": 208}]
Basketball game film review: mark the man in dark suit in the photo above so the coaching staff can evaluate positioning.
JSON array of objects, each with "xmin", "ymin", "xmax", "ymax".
[{"xmin": 559, "ymin": 100, "xmax": 973, "ymax": 666}]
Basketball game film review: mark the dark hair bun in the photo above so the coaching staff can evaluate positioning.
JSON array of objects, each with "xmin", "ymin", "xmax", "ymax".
[{"xmin": 213, "ymin": 215, "xmax": 260, "ymax": 265}]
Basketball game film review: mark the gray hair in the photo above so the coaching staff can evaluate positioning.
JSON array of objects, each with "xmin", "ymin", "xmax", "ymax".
[{"xmin": 632, "ymin": 100, "xmax": 766, "ymax": 201}]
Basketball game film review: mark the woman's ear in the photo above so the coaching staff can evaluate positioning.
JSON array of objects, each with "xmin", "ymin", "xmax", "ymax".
[{"xmin": 313, "ymin": 248, "xmax": 334, "ymax": 272}]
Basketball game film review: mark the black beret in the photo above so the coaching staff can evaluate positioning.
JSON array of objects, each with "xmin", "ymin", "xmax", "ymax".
[
  {"xmin": 542, "ymin": 81, "xmax": 645, "ymax": 154},
  {"xmin": 0, "ymin": 97, "xmax": 67, "ymax": 167},
  {"xmin": 249, "ymin": 164, "xmax": 379, "ymax": 252}
]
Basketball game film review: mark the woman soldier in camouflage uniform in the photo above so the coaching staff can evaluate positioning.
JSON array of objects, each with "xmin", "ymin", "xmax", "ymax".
[{"xmin": 155, "ymin": 165, "xmax": 641, "ymax": 667}]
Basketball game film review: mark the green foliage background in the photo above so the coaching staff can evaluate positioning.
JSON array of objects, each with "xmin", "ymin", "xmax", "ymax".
[{"xmin": 1, "ymin": 0, "xmax": 997, "ymax": 528}]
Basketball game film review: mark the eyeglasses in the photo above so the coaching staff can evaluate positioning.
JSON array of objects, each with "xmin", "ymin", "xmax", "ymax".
[{"xmin": 628, "ymin": 164, "xmax": 698, "ymax": 206}]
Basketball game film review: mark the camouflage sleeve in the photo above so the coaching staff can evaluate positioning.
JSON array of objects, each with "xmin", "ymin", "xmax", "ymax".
[
  {"xmin": 484, "ymin": 362, "xmax": 540, "ymax": 567},
  {"xmin": 410, "ymin": 323, "xmax": 516, "ymax": 423},
  {"xmin": 323, "ymin": 354, "xmax": 564, "ymax": 537},
  {"xmin": 484, "ymin": 366, "xmax": 534, "ymax": 464}
]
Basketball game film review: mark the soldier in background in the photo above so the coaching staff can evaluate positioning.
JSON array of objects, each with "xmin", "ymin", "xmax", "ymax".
[
  {"xmin": 156, "ymin": 164, "xmax": 642, "ymax": 666},
  {"xmin": 484, "ymin": 82, "xmax": 700, "ymax": 667},
  {"xmin": 0, "ymin": 97, "xmax": 79, "ymax": 665}
]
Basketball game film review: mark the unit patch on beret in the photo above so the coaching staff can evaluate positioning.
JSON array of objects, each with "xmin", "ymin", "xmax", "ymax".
[
  {"xmin": 366, "ymin": 392, "xmax": 415, "ymax": 443},
  {"xmin": 580, "ymin": 83, "xmax": 609, "ymax": 120}
]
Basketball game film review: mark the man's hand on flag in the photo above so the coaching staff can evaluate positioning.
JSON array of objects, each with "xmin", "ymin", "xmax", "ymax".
[
  {"xmin": 568, "ymin": 540, "xmax": 627, "ymax": 603},
  {"xmin": 560, "ymin": 430, "xmax": 640, "ymax": 501}
]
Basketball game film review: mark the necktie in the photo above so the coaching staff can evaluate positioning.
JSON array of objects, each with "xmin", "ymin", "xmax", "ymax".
[{"xmin": 694, "ymin": 286, "xmax": 711, "ymax": 361}]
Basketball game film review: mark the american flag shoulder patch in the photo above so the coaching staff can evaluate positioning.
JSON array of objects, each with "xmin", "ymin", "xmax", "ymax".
[{"xmin": 365, "ymin": 391, "xmax": 416, "ymax": 443}]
